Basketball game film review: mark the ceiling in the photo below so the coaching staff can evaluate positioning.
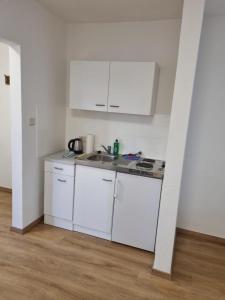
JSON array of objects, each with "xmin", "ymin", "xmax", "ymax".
[{"xmin": 37, "ymin": 0, "xmax": 183, "ymax": 23}]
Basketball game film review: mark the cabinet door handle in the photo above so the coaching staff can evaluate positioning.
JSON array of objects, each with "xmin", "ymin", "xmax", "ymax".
[
  {"xmin": 57, "ymin": 179, "xmax": 67, "ymax": 183},
  {"xmin": 102, "ymin": 178, "xmax": 113, "ymax": 182},
  {"xmin": 114, "ymin": 177, "xmax": 119, "ymax": 199},
  {"xmin": 96, "ymin": 104, "xmax": 106, "ymax": 107},
  {"xmin": 54, "ymin": 167, "xmax": 64, "ymax": 171},
  {"xmin": 110, "ymin": 105, "xmax": 120, "ymax": 108}
]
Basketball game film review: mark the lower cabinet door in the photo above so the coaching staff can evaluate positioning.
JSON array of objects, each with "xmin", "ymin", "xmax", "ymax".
[
  {"xmin": 112, "ymin": 173, "xmax": 162, "ymax": 252},
  {"xmin": 44, "ymin": 172, "xmax": 74, "ymax": 221},
  {"xmin": 74, "ymin": 165, "xmax": 115, "ymax": 238}
]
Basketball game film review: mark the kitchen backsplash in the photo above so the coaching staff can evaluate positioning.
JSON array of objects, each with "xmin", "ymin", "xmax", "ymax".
[{"xmin": 65, "ymin": 109, "xmax": 170, "ymax": 160}]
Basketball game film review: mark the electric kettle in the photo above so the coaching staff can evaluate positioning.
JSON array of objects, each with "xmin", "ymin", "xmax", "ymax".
[{"xmin": 68, "ymin": 138, "xmax": 83, "ymax": 154}]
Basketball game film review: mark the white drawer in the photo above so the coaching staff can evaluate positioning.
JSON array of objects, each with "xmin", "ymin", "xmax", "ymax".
[{"xmin": 45, "ymin": 161, "xmax": 74, "ymax": 177}]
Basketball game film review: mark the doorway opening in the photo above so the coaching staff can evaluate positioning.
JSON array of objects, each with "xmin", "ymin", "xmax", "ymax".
[{"xmin": 0, "ymin": 39, "xmax": 23, "ymax": 230}]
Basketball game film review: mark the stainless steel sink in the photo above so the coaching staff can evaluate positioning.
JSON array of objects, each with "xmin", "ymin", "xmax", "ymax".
[{"xmin": 87, "ymin": 154, "xmax": 116, "ymax": 162}]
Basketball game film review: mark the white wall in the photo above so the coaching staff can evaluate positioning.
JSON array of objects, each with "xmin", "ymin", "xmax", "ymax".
[
  {"xmin": 0, "ymin": 0, "xmax": 66, "ymax": 228},
  {"xmin": 178, "ymin": 15, "xmax": 225, "ymax": 239},
  {"xmin": 0, "ymin": 43, "xmax": 11, "ymax": 189},
  {"xmin": 66, "ymin": 20, "xmax": 181, "ymax": 159}
]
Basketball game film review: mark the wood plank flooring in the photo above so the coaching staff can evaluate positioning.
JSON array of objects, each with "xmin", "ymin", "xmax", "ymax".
[{"xmin": 0, "ymin": 190, "xmax": 225, "ymax": 300}]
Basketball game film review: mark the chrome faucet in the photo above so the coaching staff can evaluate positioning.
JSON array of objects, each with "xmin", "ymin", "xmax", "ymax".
[{"xmin": 101, "ymin": 145, "xmax": 112, "ymax": 155}]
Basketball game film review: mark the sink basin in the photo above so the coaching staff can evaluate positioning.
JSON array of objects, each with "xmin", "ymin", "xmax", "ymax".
[{"xmin": 87, "ymin": 154, "xmax": 116, "ymax": 162}]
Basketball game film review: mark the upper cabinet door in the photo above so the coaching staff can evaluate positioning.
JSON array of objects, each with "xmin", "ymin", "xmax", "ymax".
[
  {"xmin": 108, "ymin": 62, "xmax": 159, "ymax": 115},
  {"xmin": 69, "ymin": 61, "xmax": 110, "ymax": 111}
]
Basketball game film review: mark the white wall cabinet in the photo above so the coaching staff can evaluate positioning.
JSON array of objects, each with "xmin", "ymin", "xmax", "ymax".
[
  {"xmin": 108, "ymin": 62, "xmax": 159, "ymax": 115},
  {"xmin": 69, "ymin": 61, "xmax": 159, "ymax": 115},
  {"xmin": 73, "ymin": 165, "xmax": 116, "ymax": 240},
  {"xmin": 69, "ymin": 61, "xmax": 110, "ymax": 111},
  {"xmin": 112, "ymin": 173, "xmax": 162, "ymax": 251},
  {"xmin": 44, "ymin": 161, "xmax": 75, "ymax": 230}
]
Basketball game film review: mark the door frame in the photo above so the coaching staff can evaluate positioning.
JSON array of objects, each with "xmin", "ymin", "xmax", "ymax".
[{"xmin": 0, "ymin": 38, "xmax": 23, "ymax": 229}]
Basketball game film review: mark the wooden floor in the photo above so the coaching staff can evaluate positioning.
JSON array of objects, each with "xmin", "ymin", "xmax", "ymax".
[{"xmin": 0, "ymin": 191, "xmax": 225, "ymax": 300}]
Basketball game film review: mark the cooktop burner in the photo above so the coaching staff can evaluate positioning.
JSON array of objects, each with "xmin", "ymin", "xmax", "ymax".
[
  {"xmin": 136, "ymin": 162, "xmax": 154, "ymax": 169},
  {"xmin": 142, "ymin": 158, "xmax": 156, "ymax": 163}
]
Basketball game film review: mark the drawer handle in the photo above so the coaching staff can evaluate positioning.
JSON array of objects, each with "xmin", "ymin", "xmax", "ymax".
[
  {"xmin": 54, "ymin": 167, "xmax": 64, "ymax": 171},
  {"xmin": 110, "ymin": 105, "xmax": 120, "ymax": 108},
  {"xmin": 102, "ymin": 178, "xmax": 113, "ymax": 182},
  {"xmin": 96, "ymin": 104, "xmax": 106, "ymax": 107},
  {"xmin": 57, "ymin": 179, "xmax": 67, "ymax": 183}
]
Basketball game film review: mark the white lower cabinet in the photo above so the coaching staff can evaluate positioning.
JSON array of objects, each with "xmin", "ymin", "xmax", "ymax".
[
  {"xmin": 44, "ymin": 159, "xmax": 162, "ymax": 251},
  {"xmin": 73, "ymin": 165, "xmax": 116, "ymax": 240},
  {"xmin": 44, "ymin": 161, "xmax": 75, "ymax": 230},
  {"xmin": 112, "ymin": 173, "xmax": 162, "ymax": 252}
]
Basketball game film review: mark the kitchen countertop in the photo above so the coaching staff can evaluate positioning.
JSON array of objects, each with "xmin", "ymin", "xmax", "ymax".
[
  {"xmin": 44, "ymin": 151, "xmax": 77, "ymax": 165},
  {"xmin": 45, "ymin": 151, "xmax": 165, "ymax": 180}
]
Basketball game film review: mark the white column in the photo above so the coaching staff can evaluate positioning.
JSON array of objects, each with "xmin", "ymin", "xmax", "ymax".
[{"xmin": 153, "ymin": 0, "xmax": 206, "ymax": 275}]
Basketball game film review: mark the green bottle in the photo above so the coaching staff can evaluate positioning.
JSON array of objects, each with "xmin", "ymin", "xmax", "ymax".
[{"xmin": 113, "ymin": 139, "xmax": 120, "ymax": 156}]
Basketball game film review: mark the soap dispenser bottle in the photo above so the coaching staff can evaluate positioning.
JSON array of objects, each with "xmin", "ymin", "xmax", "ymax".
[{"xmin": 113, "ymin": 139, "xmax": 120, "ymax": 156}]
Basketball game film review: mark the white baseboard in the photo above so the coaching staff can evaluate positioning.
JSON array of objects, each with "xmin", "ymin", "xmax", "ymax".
[
  {"xmin": 44, "ymin": 215, "xmax": 73, "ymax": 231},
  {"xmin": 73, "ymin": 224, "xmax": 111, "ymax": 241}
]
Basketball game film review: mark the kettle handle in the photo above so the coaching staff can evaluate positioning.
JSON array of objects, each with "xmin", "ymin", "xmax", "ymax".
[{"xmin": 68, "ymin": 139, "xmax": 75, "ymax": 151}]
